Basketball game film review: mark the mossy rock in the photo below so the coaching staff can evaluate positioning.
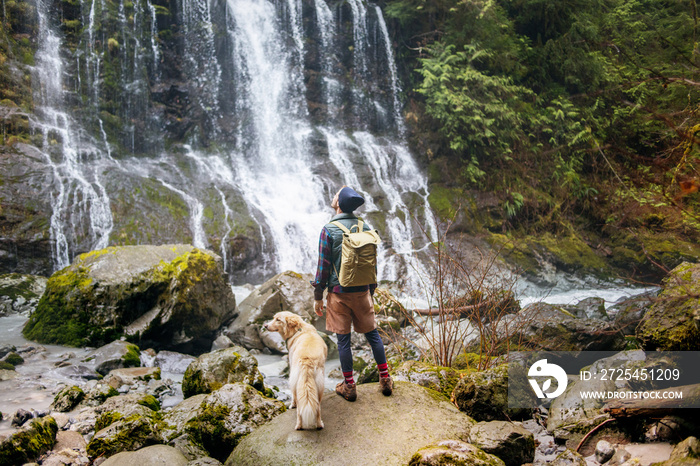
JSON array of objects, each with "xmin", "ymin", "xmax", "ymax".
[
  {"xmin": 452, "ymin": 364, "xmax": 533, "ymax": 422},
  {"xmin": 22, "ymin": 245, "xmax": 236, "ymax": 351},
  {"xmin": 392, "ymin": 360, "xmax": 465, "ymax": 399},
  {"xmin": 226, "ymin": 382, "xmax": 474, "ymax": 465},
  {"xmin": 637, "ymin": 262, "xmax": 700, "ymax": 350},
  {"xmin": 2, "ymin": 352, "xmax": 23, "ymax": 366},
  {"xmin": 87, "ymin": 394, "xmax": 165, "ymax": 459},
  {"xmin": 87, "ymin": 412, "xmax": 164, "ymax": 459},
  {"xmin": 0, "ymin": 416, "xmax": 58, "ymax": 466},
  {"xmin": 51, "ymin": 386, "xmax": 85, "ymax": 412},
  {"xmin": 409, "ymin": 439, "xmax": 506, "ymax": 466},
  {"xmin": 182, "ymin": 346, "xmax": 267, "ymax": 398}
]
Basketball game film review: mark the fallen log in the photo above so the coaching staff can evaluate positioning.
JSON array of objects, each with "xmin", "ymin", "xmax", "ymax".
[
  {"xmin": 411, "ymin": 297, "xmax": 513, "ymax": 318},
  {"xmin": 602, "ymin": 383, "xmax": 700, "ymax": 418}
]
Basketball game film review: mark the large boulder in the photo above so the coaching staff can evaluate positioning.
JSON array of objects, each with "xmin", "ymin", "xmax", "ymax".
[
  {"xmin": 409, "ymin": 440, "xmax": 506, "ymax": 466},
  {"xmin": 637, "ymin": 262, "xmax": 700, "ymax": 350},
  {"xmin": 452, "ymin": 364, "xmax": 533, "ymax": 422},
  {"xmin": 226, "ymin": 381, "xmax": 476, "ymax": 465},
  {"xmin": 507, "ymin": 302, "xmax": 625, "ymax": 351},
  {"xmin": 220, "ymin": 271, "xmax": 316, "ymax": 351},
  {"xmin": 163, "ymin": 383, "xmax": 285, "ymax": 463},
  {"xmin": 468, "ymin": 421, "xmax": 535, "ymax": 466},
  {"xmin": 181, "ymin": 346, "xmax": 267, "ymax": 398},
  {"xmin": 0, "ymin": 273, "xmax": 47, "ymax": 316},
  {"xmin": 22, "ymin": 245, "xmax": 236, "ymax": 352}
]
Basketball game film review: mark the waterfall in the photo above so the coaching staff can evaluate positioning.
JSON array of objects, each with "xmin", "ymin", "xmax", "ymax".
[
  {"xmin": 32, "ymin": 0, "xmax": 114, "ymax": 269},
  {"xmin": 28, "ymin": 0, "xmax": 436, "ymax": 292}
]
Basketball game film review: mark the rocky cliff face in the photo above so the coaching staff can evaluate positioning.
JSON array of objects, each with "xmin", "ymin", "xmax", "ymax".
[{"xmin": 0, "ymin": 0, "xmax": 435, "ymax": 291}]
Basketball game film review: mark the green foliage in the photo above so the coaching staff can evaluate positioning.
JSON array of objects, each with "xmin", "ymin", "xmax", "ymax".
[
  {"xmin": 417, "ymin": 42, "xmax": 532, "ymax": 182},
  {"xmin": 388, "ymin": 0, "xmax": 700, "ymax": 275}
]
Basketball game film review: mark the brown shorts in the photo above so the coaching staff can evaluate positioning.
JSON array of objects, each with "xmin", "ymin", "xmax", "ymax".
[{"xmin": 325, "ymin": 291, "xmax": 376, "ymax": 334}]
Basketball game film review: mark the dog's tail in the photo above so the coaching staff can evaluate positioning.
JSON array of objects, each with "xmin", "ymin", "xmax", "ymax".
[{"xmin": 297, "ymin": 356, "xmax": 322, "ymax": 430}]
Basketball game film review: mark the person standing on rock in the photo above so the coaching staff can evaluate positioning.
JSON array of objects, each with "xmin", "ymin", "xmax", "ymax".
[{"xmin": 311, "ymin": 186, "xmax": 393, "ymax": 401}]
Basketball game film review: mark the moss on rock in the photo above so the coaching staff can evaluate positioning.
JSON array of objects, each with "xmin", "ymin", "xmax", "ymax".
[
  {"xmin": 637, "ymin": 262, "xmax": 700, "ymax": 350},
  {"xmin": 21, "ymin": 245, "xmax": 236, "ymax": 350},
  {"xmin": 51, "ymin": 386, "xmax": 85, "ymax": 412},
  {"xmin": 0, "ymin": 416, "xmax": 58, "ymax": 466}
]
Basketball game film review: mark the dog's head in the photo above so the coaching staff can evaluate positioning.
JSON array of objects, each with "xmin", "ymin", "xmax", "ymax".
[{"xmin": 263, "ymin": 311, "xmax": 304, "ymax": 340}]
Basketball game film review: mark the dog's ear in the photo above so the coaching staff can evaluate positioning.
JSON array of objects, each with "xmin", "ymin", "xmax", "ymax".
[{"xmin": 285, "ymin": 313, "xmax": 302, "ymax": 335}]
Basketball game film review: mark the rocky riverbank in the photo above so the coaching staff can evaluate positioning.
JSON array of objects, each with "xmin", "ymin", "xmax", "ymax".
[{"xmin": 0, "ymin": 246, "xmax": 699, "ymax": 465}]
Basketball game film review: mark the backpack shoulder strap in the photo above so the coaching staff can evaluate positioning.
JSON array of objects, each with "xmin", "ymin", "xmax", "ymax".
[{"xmin": 330, "ymin": 221, "xmax": 350, "ymax": 234}]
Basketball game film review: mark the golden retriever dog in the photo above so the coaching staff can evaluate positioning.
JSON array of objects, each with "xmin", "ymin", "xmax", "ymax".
[{"xmin": 264, "ymin": 311, "xmax": 328, "ymax": 430}]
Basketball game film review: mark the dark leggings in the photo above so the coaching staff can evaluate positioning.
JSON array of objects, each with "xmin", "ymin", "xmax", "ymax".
[{"xmin": 337, "ymin": 329, "xmax": 387, "ymax": 374}]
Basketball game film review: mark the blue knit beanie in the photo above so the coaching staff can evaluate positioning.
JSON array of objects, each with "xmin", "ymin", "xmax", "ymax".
[{"xmin": 338, "ymin": 187, "xmax": 365, "ymax": 213}]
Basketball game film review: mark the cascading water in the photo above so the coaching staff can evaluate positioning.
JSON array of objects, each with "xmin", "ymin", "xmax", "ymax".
[
  {"xmin": 31, "ymin": 0, "xmax": 437, "ymax": 292},
  {"xmin": 32, "ymin": 0, "xmax": 114, "ymax": 270}
]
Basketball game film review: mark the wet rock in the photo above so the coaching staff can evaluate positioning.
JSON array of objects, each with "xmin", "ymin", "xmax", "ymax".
[
  {"xmin": 22, "ymin": 245, "xmax": 236, "ymax": 352},
  {"xmin": 607, "ymin": 447, "xmax": 632, "ymax": 466},
  {"xmin": 220, "ymin": 271, "xmax": 317, "ymax": 351},
  {"xmin": 611, "ymin": 292, "xmax": 655, "ymax": 336},
  {"xmin": 0, "ymin": 369, "xmax": 17, "ymax": 381},
  {"xmin": 258, "ymin": 327, "xmax": 286, "ymax": 354},
  {"xmin": 549, "ymin": 449, "xmax": 587, "ymax": 465},
  {"xmin": 52, "ymin": 364, "xmax": 101, "ymax": 380},
  {"xmin": 0, "ymin": 273, "xmax": 47, "ymax": 316},
  {"xmin": 452, "ymin": 364, "xmax": 533, "ymax": 422},
  {"xmin": 82, "ymin": 381, "xmax": 119, "ymax": 406},
  {"xmin": 667, "ymin": 436, "xmax": 700, "ymax": 464},
  {"xmin": 210, "ymin": 335, "xmax": 234, "ymax": 352},
  {"xmin": 181, "ymin": 346, "xmax": 267, "ymax": 398},
  {"xmin": 595, "ymin": 439, "xmax": 615, "ymax": 464},
  {"xmin": 154, "ymin": 350, "xmax": 197, "ymax": 374},
  {"xmin": 54, "ymin": 430, "xmax": 87, "ymax": 451},
  {"xmin": 88, "ymin": 341, "xmax": 142, "ymax": 376},
  {"xmin": 637, "ymin": 262, "xmax": 700, "ymax": 350},
  {"xmin": 101, "ymin": 445, "xmax": 188, "ymax": 466},
  {"xmin": 409, "ymin": 440, "xmax": 506, "ymax": 466},
  {"xmin": 0, "ymin": 416, "xmax": 57, "ymax": 466},
  {"xmin": 104, "ymin": 367, "xmax": 161, "ymax": 389},
  {"xmin": 468, "ymin": 421, "xmax": 535, "ymax": 466},
  {"xmin": 0, "ymin": 345, "xmax": 15, "ymax": 359},
  {"xmin": 86, "ymin": 394, "xmax": 163, "ymax": 459},
  {"xmin": 508, "ymin": 302, "xmax": 625, "ymax": 351},
  {"xmin": 568, "ymin": 297, "xmax": 608, "ymax": 320},
  {"xmin": 50, "ymin": 386, "xmax": 85, "ymax": 412},
  {"xmin": 392, "ymin": 360, "xmax": 463, "ymax": 398},
  {"xmin": 12, "ymin": 408, "xmax": 34, "ymax": 427},
  {"xmin": 227, "ymin": 382, "xmax": 475, "ymax": 465},
  {"xmin": 184, "ymin": 383, "xmax": 285, "ymax": 462}
]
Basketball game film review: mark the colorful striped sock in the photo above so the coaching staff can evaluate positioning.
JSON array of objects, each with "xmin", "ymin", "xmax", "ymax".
[
  {"xmin": 378, "ymin": 363, "xmax": 389, "ymax": 378},
  {"xmin": 343, "ymin": 371, "xmax": 355, "ymax": 385}
]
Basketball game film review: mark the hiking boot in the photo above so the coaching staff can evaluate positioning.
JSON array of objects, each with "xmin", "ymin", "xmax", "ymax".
[
  {"xmin": 379, "ymin": 376, "xmax": 393, "ymax": 396},
  {"xmin": 335, "ymin": 381, "xmax": 357, "ymax": 401}
]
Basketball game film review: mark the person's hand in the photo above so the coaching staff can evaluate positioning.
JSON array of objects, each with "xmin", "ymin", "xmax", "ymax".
[{"xmin": 314, "ymin": 300, "xmax": 324, "ymax": 317}]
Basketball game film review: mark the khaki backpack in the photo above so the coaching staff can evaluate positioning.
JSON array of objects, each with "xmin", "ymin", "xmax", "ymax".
[{"xmin": 330, "ymin": 220, "xmax": 380, "ymax": 287}]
